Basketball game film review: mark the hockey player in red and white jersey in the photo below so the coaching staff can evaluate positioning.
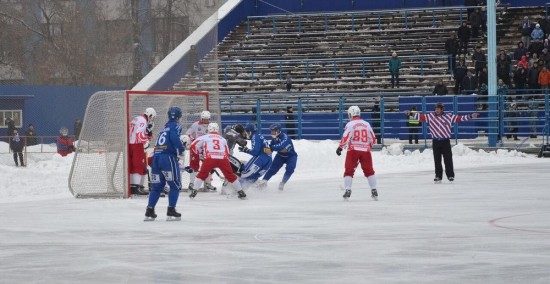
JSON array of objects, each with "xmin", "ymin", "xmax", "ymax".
[
  {"xmin": 188, "ymin": 123, "xmax": 247, "ymax": 200},
  {"xmin": 336, "ymin": 105, "xmax": 378, "ymax": 201},
  {"xmin": 185, "ymin": 110, "xmax": 216, "ymax": 192},
  {"xmin": 129, "ymin": 107, "xmax": 156, "ymax": 195}
]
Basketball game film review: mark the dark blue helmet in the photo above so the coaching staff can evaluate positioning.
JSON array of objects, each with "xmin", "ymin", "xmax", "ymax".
[
  {"xmin": 269, "ymin": 123, "xmax": 281, "ymax": 132},
  {"xmin": 244, "ymin": 123, "xmax": 257, "ymax": 133},
  {"xmin": 168, "ymin": 106, "xmax": 182, "ymax": 120}
]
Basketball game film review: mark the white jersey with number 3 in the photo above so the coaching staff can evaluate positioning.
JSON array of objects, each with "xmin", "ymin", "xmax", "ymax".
[
  {"xmin": 339, "ymin": 118, "xmax": 376, "ymax": 152},
  {"xmin": 191, "ymin": 133, "xmax": 230, "ymax": 160},
  {"xmin": 129, "ymin": 115, "xmax": 148, "ymax": 144}
]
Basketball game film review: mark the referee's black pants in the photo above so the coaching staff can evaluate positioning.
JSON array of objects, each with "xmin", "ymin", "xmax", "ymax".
[{"xmin": 432, "ymin": 139, "xmax": 454, "ymax": 179}]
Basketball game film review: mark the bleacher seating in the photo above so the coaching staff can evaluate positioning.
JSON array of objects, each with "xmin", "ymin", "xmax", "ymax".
[{"xmin": 173, "ymin": 6, "xmax": 544, "ymax": 96}]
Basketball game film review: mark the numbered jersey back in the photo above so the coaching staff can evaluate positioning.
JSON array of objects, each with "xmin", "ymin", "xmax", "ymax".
[
  {"xmin": 193, "ymin": 133, "xmax": 229, "ymax": 159},
  {"xmin": 341, "ymin": 119, "xmax": 375, "ymax": 152}
]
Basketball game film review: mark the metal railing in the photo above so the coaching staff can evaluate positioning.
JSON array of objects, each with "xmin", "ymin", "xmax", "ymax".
[
  {"xmin": 201, "ymin": 54, "xmax": 451, "ymax": 83},
  {"xmin": 219, "ymin": 93, "xmax": 550, "ymax": 148},
  {"xmin": 247, "ymin": 6, "xmax": 484, "ymax": 34}
]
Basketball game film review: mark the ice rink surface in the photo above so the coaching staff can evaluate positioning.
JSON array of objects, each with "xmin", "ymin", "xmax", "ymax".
[{"xmin": 1, "ymin": 160, "xmax": 549, "ymax": 283}]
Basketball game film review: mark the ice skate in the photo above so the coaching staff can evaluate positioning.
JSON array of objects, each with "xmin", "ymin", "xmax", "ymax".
[
  {"xmin": 448, "ymin": 177, "xmax": 454, "ymax": 183},
  {"xmin": 189, "ymin": 189, "xmax": 198, "ymax": 199},
  {"xmin": 343, "ymin": 189, "xmax": 351, "ymax": 200},
  {"xmin": 255, "ymin": 179, "xmax": 267, "ymax": 190},
  {"xmin": 371, "ymin": 189, "xmax": 378, "ymax": 201},
  {"xmin": 237, "ymin": 190, "xmax": 247, "ymax": 200},
  {"xmin": 278, "ymin": 182, "xmax": 285, "ymax": 191},
  {"xmin": 166, "ymin": 207, "xmax": 181, "ymax": 221},
  {"xmin": 144, "ymin": 207, "xmax": 157, "ymax": 221},
  {"xmin": 204, "ymin": 182, "xmax": 217, "ymax": 192},
  {"xmin": 434, "ymin": 177, "xmax": 442, "ymax": 184}
]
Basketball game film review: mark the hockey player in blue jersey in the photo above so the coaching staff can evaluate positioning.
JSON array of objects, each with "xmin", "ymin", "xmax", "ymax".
[
  {"xmin": 256, "ymin": 124, "xmax": 298, "ymax": 191},
  {"xmin": 238, "ymin": 123, "xmax": 273, "ymax": 189},
  {"xmin": 144, "ymin": 106, "xmax": 186, "ymax": 221}
]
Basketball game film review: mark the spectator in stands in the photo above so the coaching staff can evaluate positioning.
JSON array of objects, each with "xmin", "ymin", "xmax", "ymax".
[
  {"xmin": 497, "ymin": 53, "xmax": 511, "ymax": 85},
  {"xmin": 371, "ymin": 102, "xmax": 381, "ymax": 144},
  {"xmin": 10, "ymin": 128, "xmax": 25, "ymax": 167},
  {"xmin": 406, "ymin": 105, "xmax": 420, "ymax": 144},
  {"xmin": 454, "ymin": 58, "xmax": 468, "ymax": 94},
  {"xmin": 469, "ymin": 9, "xmax": 481, "ymax": 38},
  {"xmin": 544, "ymin": 39, "xmax": 550, "ymax": 51},
  {"xmin": 505, "ymin": 102, "xmax": 519, "ymax": 141},
  {"xmin": 56, "ymin": 127, "xmax": 75, "ymax": 157},
  {"xmin": 388, "ymin": 52, "xmax": 401, "ymax": 88},
  {"xmin": 472, "ymin": 46, "xmax": 486, "ymax": 79},
  {"xmin": 286, "ymin": 72, "xmax": 292, "ymax": 91},
  {"xmin": 478, "ymin": 66, "xmax": 488, "ymax": 89},
  {"xmin": 497, "ymin": 79, "xmax": 508, "ymax": 99},
  {"xmin": 529, "ymin": 52, "xmax": 538, "ymax": 68},
  {"xmin": 520, "ymin": 16, "xmax": 534, "ymax": 48},
  {"xmin": 285, "ymin": 106, "xmax": 296, "ymax": 139},
  {"xmin": 528, "ymin": 61, "xmax": 541, "ymax": 90},
  {"xmin": 432, "ymin": 80, "xmax": 448, "ymax": 96},
  {"xmin": 74, "ymin": 118, "xmax": 82, "ymax": 140},
  {"xmin": 514, "ymin": 66, "xmax": 528, "ymax": 92},
  {"xmin": 24, "ymin": 124, "xmax": 37, "ymax": 146},
  {"xmin": 499, "ymin": 48, "xmax": 512, "ymax": 64},
  {"xmin": 464, "ymin": 0, "xmax": 477, "ymax": 20},
  {"xmin": 538, "ymin": 65, "xmax": 550, "ymax": 90},
  {"xmin": 513, "ymin": 41, "xmax": 527, "ymax": 61},
  {"xmin": 531, "ymin": 24, "xmax": 545, "ymax": 42},
  {"xmin": 540, "ymin": 48, "xmax": 550, "ymax": 65},
  {"xmin": 5, "ymin": 116, "xmax": 16, "ymax": 140},
  {"xmin": 457, "ymin": 22, "xmax": 471, "ymax": 56},
  {"xmin": 461, "ymin": 69, "xmax": 477, "ymax": 95},
  {"xmin": 445, "ymin": 34, "xmax": 459, "ymax": 74},
  {"xmin": 517, "ymin": 55, "xmax": 529, "ymax": 70}
]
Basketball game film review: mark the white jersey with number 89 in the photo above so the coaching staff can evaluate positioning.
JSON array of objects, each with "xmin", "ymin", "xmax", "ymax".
[{"xmin": 339, "ymin": 118, "xmax": 376, "ymax": 152}]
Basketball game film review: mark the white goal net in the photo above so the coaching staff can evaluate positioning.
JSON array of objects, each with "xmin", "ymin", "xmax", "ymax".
[{"xmin": 69, "ymin": 90, "xmax": 215, "ymax": 198}]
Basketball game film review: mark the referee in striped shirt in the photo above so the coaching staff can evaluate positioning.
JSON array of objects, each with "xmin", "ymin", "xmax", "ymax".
[{"xmin": 404, "ymin": 103, "xmax": 479, "ymax": 183}]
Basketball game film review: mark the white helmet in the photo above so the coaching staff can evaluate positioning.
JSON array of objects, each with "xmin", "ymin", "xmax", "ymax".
[
  {"xmin": 207, "ymin": 122, "xmax": 219, "ymax": 133},
  {"xmin": 200, "ymin": 110, "xmax": 211, "ymax": 120},
  {"xmin": 144, "ymin": 108, "xmax": 156, "ymax": 119},
  {"xmin": 348, "ymin": 105, "xmax": 361, "ymax": 118},
  {"xmin": 180, "ymin": 134, "xmax": 191, "ymax": 148}
]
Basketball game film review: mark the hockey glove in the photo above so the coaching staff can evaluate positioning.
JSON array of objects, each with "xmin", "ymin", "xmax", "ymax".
[
  {"xmin": 336, "ymin": 147, "xmax": 343, "ymax": 156},
  {"xmin": 239, "ymin": 146, "xmax": 250, "ymax": 153},
  {"xmin": 183, "ymin": 166, "xmax": 194, "ymax": 173},
  {"xmin": 146, "ymin": 122, "xmax": 154, "ymax": 137}
]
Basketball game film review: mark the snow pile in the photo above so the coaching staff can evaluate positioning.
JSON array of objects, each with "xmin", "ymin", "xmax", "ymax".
[{"xmin": 0, "ymin": 140, "xmax": 542, "ymax": 203}]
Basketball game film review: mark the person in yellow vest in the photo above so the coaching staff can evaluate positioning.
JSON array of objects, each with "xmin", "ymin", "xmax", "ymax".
[{"xmin": 406, "ymin": 105, "xmax": 421, "ymax": 144}]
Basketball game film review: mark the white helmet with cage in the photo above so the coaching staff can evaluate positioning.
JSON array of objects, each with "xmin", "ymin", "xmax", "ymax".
[
  {"xmin": 207, "ymin": 122, "xmax": 219, "ymax": 133},
  {"xmin": 180, "ymin": 134, "xmax": 191, "ymax": 149},
  {"xmin": 200, "ymin": 110, "xmax": 211, "ymax": 120},
  {"xmin": 144, "ymin": 108, "xmax": 156, "ymax": 120},
  {"xmin": 347, "ymin": 105, "xmax": 361, "ymax": 119}
]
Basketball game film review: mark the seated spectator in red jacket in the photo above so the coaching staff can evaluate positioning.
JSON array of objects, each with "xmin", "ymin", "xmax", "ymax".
[{"xmin": 56, "ymin": 127, "xmax": 75, "ymax": 157}]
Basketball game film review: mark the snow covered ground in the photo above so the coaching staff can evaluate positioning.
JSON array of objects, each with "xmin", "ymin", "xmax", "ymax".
[{"xmin": 0, "ymin": 140, "xmax": 549, "ymax": 283}]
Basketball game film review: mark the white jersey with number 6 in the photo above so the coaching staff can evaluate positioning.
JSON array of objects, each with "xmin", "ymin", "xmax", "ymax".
[
  {"xmin": 191, "ymin": 133, "xmax": 230, "ymax": 160},
  {"xmin": 339, "ymin": 118, "xmax": 376, "ymax": 152}
]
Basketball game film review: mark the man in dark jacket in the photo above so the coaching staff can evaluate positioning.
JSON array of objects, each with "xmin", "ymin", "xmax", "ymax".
[
  {"xmin": 432, "ymin": 80, "xmax": 449, "ymax": 96},
  {"xmin": 454, "ymin": 59, "xmax": 468, "ymax": 94},
  {"xmin": 461, "ymin": 70, "xmax": 478, "ymax": 95},
  {"xmin": 472, "ymin": 46, "xmax": 486, "ymax": 79},
  {"xmin": 457, "ymin": 22, "xmax": 471, "ymax": 56},
  {"xmin": 469, "ymin": 9, "xmax": 482, "ymax": 38},
  {"xmin": 5, "ymin": 117, "xmax": 16, "ymax": 140},
  {"xmin": 285, "ymin": 106, "xmax": 296, "ymax": 139},
  {"xmin": 445, "ymin": 34, "xmax": 459, "ymax": 74},
  {"xmin": 10, "ymin": 129, "xmax": 25, "ymax": 167},
  {"xmin": 520, "ymin": 16, "xmax": 534, "ymax": 48},
  {"xmin": 24, "ymin": 124, "xmax": 38, "ymax": 146},
  {"xmin": 528, "ymin": 62, "xmax": 541, "ymax": 91}
]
